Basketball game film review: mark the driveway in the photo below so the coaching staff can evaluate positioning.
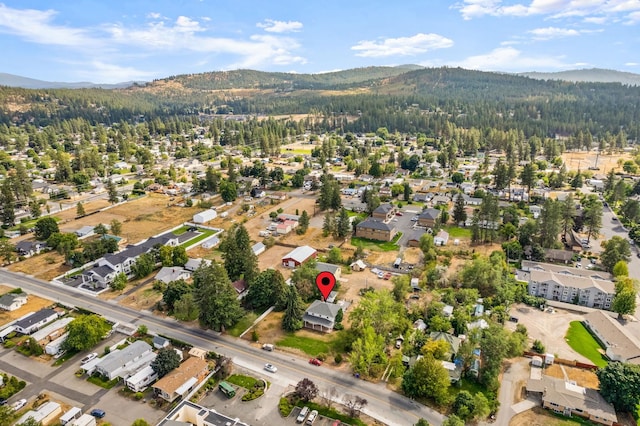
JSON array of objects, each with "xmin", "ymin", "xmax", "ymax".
[{"xmin": 505, "ymin": 304, "xmax": 591, "ymax": 363}]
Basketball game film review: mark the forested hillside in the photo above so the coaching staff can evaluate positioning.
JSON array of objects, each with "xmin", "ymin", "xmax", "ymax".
[{"xmin": 1, "ymin": 66, "xmax": 639, "ymax": 140}]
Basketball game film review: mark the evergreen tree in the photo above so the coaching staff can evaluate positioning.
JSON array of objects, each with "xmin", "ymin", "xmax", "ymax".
[
  {"xmin": 193, "ymin": 262, "xmax": 244, "ymax": 331},
  {"xmin": 297, "ymin": 210, "xmax": 310, "ymax": 234},
  {"xmin": 335, "ymin": 207, "xmax": 351, "ymax": 239},
  {"xmin": 76, "ymin": 202, "xmax": 86, "ymax": 217},
  {"xmin": 560, "ymin": 193, "xmax": 576, "ymax": 237},
  {"xmin": 452, "ymin": 193, "xmax": 467, "ymax": 225},
  {"xmin": 220, "ymin": 224, "xmax": 258, "ymax": 283},
  {"xmin": 282, "ymin": 284, "xmax": 304, "ymax": 332},
  {"xmin": 106, "ymin": 179, "xmax": 118, "ymax": 204},
  {"xmin": 537, "ymin": 198, "xmax": 561, "ymax": 248},
  {"xmin": 582, "ymin": 195, "xmax": 603, "ymax": 244},
  {"xmin": 322, "ymin": 212, "xmax": 335, "ymax": 237},
  {"xmin": 520, "ymin": 163, "xmax": 535, "ymax": 201}
]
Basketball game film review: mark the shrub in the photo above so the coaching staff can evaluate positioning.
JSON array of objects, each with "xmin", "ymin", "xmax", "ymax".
[
  {"xmin": 334, "ymin": 353, "xmax": 343, "ymax": 364},
  {"xmin": 4, "ymin": 340, "xmax": 15, "ymax": 349},
  {"xmin": 532, "ymin": 340, "xmax": 546, "ymax": 354},
  {"xmin": 251, "ymin": 330, "xmax": 259, "ymax": 342},
  {"xmin": 134, "ymin": 392, "xmax": 144, "ymax": 400},
  {"xmin": 279, "ymin": 397, "xmax": 294, "ymax": 417}
]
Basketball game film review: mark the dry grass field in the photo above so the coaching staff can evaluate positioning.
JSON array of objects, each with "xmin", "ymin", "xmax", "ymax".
[
  {"xmin": 561, "ymin": 150, "xmax": 632, "ymax": 173},
  {"xmin": 0, "ymin": 284, "xmax": 54, "ymax": 327},
  {"xmin": 543, "ymin": 364, "xmax": 600, "ymax": 389}
]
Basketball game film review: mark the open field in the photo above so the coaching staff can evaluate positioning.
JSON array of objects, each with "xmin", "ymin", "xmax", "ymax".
[
  {"xmin": 561, "ymin": 150, "xmax": 631, "ymax": 173},
  {"xmin": 0, "ymin": 285, "xmax": 53, "ymax": 327},
  {"xmin": 511, "ymin": 406, "xmax": 598, "ymax": 426},
  {"xmin": 8, "ymin": 193, "xmax": 200, "ymax": 280},
  {"xmin": 544, "ymin": 364, "xmax": 600, "ymax": 389}
]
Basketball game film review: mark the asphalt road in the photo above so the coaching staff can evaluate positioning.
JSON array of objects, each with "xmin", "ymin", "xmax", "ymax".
[{"xmin": 0, "ymin": 268, "xmax": 445, "ymax": 426}]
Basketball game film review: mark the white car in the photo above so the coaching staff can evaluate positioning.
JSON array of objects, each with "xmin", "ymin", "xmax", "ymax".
[
  {"xmin": 81, "ymin": 352, "xmax": 98, "ymax": 364},
  {"xmin": 264, "ymin": 363, "xmax": 277, "ymax": 373},
  {"xmin": 12, "ymin": 399, "xmax": 27, "ymax": 411}
]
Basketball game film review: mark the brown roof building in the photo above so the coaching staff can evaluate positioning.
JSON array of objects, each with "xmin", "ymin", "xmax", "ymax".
[{"xmin": 153, "ymin": 357, "xmax": 209, "ymax": 402}]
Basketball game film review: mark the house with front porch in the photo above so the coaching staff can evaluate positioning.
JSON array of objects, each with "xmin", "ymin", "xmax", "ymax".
[{"xmin": 302, "ymin": 300, "xmax": 342, "ymax": 333}]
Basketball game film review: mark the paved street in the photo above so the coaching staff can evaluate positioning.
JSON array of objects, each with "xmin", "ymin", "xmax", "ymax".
[{"xmin": 0, "ymin": 268, "xmax": 445, "ymax": 426}]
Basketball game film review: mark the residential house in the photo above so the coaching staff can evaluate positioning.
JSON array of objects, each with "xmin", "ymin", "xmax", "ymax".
[
  {"xmin": 153, "ymin": 357, "xmax": 210, "ymax": 402},
  {"xmin": 372, "ymin": 204, "xmax": 395, "ymax": 221},
  {"xmin": 126, "ymin": 365, "xmax": 158, "ymax": 393},
  {"xmin": 158, "ymin": 401, "xmax": 249, "ymax": 426},
  {"xmin": 15, "ymin": 240, "xmax": 47, "ymax": 257},
  {"xmin": 417, "ymin": 208, "xmax": 441, "ymax": 228},
  {"xmin": 378, "ymin": 187, "xmax": 393, "ymax": 198},
  {"xmin": 282, "ymin": 246, "xmax": 317, "ymax": 268},
  {"xmin": 155, "ymin": 267, "xmax": 190, "ymax": 284},
  {"xmin": 467, "ymin": 318, "xmax": 489, "ymax": 331},
  {"xmin": 526, "ymin": 376, "xmax": 617, "ymax": 426},
  {"xmin": 355, "ymin": 218, "xmax": 397, "ymax": 242},
  {"xmin": 518, "ymin": 269, "xmax": 616, "ymax": 310},
  {"xmin": 302, "ymin": 300, "xmax": 343, "ymax": 333},
  {"xmin": 95, "ymin": 340, "xmax": 156, "ymax": 380},
  {"xmin": 544, "ymin": 249, "xmax": 574, "ymax": 264},
  {"xmin": 316, "ymin": 262, "xmax": 342, "ymax": 280},
  {"xmin": 432, "ymin": 195, "xmax": 450, "ymax": 206},
  {"xmin": 406, "ymin": 228, "xmax": 427, "ymax": 247},
  {"xmin": 14, "ymin": 308, "xmax": 58, "ymax": 335},
  {"xmin": 277, "ymin": 213, "xmax": 300, "ymax": 222},
  {"xmin": 434, "ymin": 230, "xmax": 449, "ymax": 246},
  {"xmin": 359, "ymin": 174, "xmax": 374, "ymax": 183},
  {"xmin": 413, "ymin": 193, "xmax": 431, "ymax": 203},
  {"xmin": 350, "ymin": 260, "xmax": 367, "ymax": 271},
  {"xmin": 442, "ymin": 305, "xmax": 454, "ymax": 318},
  {"xmin": 453, "ymin": 193, "xmax": 482, "ymax": 206},
  {"xmin": 429, "ymin": 332, "xmax": 461, "ymax": 359},
  {"xmin": 201, "ymin": 236, "xmax": 219, "ymax": 249},
  {"xmin": 16, "ymin": 401, "xmax": 62, "ymax": 426},
  {"xmin": 441, "ymin": 360, "xmax": 463, "ymax": 383},
  {"xmin": 583, "ymin": 310, "xmax": 640, "ymax": 364},
  {"xmin": 31, "ymin": 317, "xmax": 74, "ymax": 346},
  {"xmin": 232, "ymin": 279, "xmax": 248, "ymax": 299},
  {"xmin": 529, "ymin": 205, "xmax": 542, "ymax": 219},
  {"xmin": 0, "ymin": 292, "xmax": 27, "ymax": 311},
  {"xmin": 184, "ymin": 258, "xmax": 212, "ymax": 272}
]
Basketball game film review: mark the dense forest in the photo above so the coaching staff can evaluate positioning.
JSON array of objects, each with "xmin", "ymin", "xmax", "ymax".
[{"xmin": 1, "ymin": 66, "xmax": 639, "ymax": 141}]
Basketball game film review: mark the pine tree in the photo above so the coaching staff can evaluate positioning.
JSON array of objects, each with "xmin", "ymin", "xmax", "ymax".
[
  {"xmin": 221, "ymin": 224, "xmax": 258, "ymax": 283},
  {"xmin": 76, "ymin": 202, "xmax": 86, "ymax": 217},
  {"xmin": 322, "ymin": 212, "xmax": 335, "ymax": 237},
  {"xmin": 193, "ymin": 262, "xmax": 244, "ymax": 331},
  {"xmin": 297, "ymin": 210, "xmax": 310, "ymax": 235},
  {"xmin": 453, "ymin": 193, "xmax": 467, "ymax": 225},
  {"xmin": 106, "ymin": 179, "xmax": 118, "ymax": 204},
  {"xmin": 336, "ymin": 208, "xmax": 351, "ymax": 239},
  {"xmin": 282, "ymin": 284, "xmax": 304, "ymax": 332}
]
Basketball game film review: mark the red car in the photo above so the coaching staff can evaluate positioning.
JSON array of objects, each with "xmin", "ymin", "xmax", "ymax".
[
  {"xmin": 309, "ymin": 358, "xmax": 322, "ymax": 366},
  {"xmin": 395, "ymin": 212, "xmax": 403, "ymax": 216}
]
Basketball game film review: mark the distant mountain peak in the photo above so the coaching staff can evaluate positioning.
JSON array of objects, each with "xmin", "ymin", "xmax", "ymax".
[{"xmin": 0, "ymin": 72, "xmax": 144, "ymax": 89}]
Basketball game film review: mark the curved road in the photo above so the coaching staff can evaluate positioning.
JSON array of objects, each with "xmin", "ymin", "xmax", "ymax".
[{"xmin": 0, "ymin": 268, "xmax": 444, "ymax": 426}]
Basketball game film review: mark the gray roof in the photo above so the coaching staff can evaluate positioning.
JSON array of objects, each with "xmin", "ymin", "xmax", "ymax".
[
  {"xmin": 527, "ymin": 269, "xmax": 615, "ymax": 294},
  {"xmin": 526, "ymin": 376, "xmax": 617, "ymax": 423},
  {"xmin": 304, "ymin": 300, "xmax": 342, "ymax": 327},
  {"xmin": 88, "ymin": 264, "xmax": 115, "ymax": 278},
  {"xmin": 584, "ymin": 310, "xmax": 640, "ymax": 364},
  {"xmin": 419, "ymin": 208, "xmax": 441, "ymax": 220},
  {"xmin": 373, "ymin": 204, "xmax": 393, "ymax": 214},
  {"xmin": 96, "ymin": 340, "xmax": 152, "ymax": 375},
  {"xmin": 356, "ymin": 218, "xmax": 393, "ymax": 231},
  {"xmin": 521, "ymin": 261, "xmax": 613, "ymax": 280},
  {"xmin": 14, "ymin": 309, "xmax": 57, "ymax": 330},
  {"xmin": 316, "ymin": 262, "xmax": 340, "ymax": 275},
  {"xmin": 0, "ymin": 292, "xmax": 26, "ymax": 307}
]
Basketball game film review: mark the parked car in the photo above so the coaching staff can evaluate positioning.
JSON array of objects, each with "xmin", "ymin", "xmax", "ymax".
[
  {"xmin": 90, "ymin": 408, "xmax": 106, "ymax": 418},
  {"xmin": 411, "ymin": 216, "xmax": 419, "ymax": 221},
  {"xmin": 81, "ymin": 353, "xmax": 98, "ymax": 364},
  {"xmin": 306, "ymin": 410, "xmax": 319, "ymax": 425},
  {"xmin": 262, "ymin": 343, "xmax": 274, "ymax": 351},
  {"xmin": 264, "ymin": 363, "xmax": 277, "ymax": 373},
  {"xmin": 309, "ymin": 358, "xmax": 322, "ymax": 366},
  {"xmin": 395, "ymin": 212, "xmax": 403, "ymax": 216},
  {"xmin": 12, "ymin": 399, "xmax": 27, "ymax": 411},
  {"xmin": 296, "ymin": 406, "xmax": 310, "ymax": 423}
]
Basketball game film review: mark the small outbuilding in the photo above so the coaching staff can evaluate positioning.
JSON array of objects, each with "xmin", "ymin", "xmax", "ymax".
[{"xmin": 193, "ymin": 209, "xmax": 217, "ymax": 224}]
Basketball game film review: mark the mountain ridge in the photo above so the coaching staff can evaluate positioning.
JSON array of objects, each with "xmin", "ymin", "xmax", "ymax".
[
  {"xmin": 0, "ymin": 73, "xmax": 143, "ymax": 89},
  {"xmin": 518, "ymin": 68, "xmax": 640, "ymax": 85}
]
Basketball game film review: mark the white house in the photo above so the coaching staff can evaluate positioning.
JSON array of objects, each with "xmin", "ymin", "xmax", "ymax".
[
  {"xmin": 95, "ymin": 340, "xmax": 156, "ymax": 381},
  {"xmin": 193, "ymin": 209, "xmax": 217, "ymax": 224},
  {"xmin": 155, "ymin": 267, "xmax": 190, "ymax": 284},
  {"xmin": 200, "ymin": 236, "xmax": 220, "ymax": 249},
  {"xmin": 16, "ymin": 401, "xmax": 61, "ymax": 426},
  {"xmin": 125, "ymin": 365, "xmax": 158, "ymax": 392},
  {"xmin": 0, "ymin": 292, "xmax": 27, "ymax": 311},
  {"xmin": 14, "ymin": 308, "xmax": 58, "ymax": 335},
  {"xmin": 252, "ymin": 242, "xmax": 266, "ymax": 256},
  {"xmin": 45, "ymin": 332, "xmax": 68, "ymax": 355},
  {"xmin": 302, "ymin": 300, "xmax": 342, "ymax": 333},
  {"xmin": 434, "ymin": 230, "xmax": 449, "ymax": 246}
]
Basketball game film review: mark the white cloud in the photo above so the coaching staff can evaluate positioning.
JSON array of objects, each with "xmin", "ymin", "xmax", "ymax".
[
  {"xmin": 626, "ymin": 62, "xmax": 639, "ymax": 66},
  {"xmin": 625, "ymin": 10, "xmax": 640, "ymax": 24},
  {"xmin": 256, "ymin": 19, "xmax": 303, "ymax": 33},
  {"xmin": 76, "ymin": 61, "xmax": 157, "ymax": 83},
  {"xmin": 528, "ymin": 26, "xmax": 580, "ymax": 40},
  {"xmin": 455, "ymin": 0, "xmax": 640, "ymax": 23},
  {"xmin": 448, "ymin": 46, "xmax": 571, "ymax": 71},
  {"xmin": 0, "ymin": 4, "xmax": 99, "ymax": 48},
  {"xmin": 351, "ymin": 33, "xmax": 454, "ymax": 58},
  {"xmin": 175, "ymin": 16, "xmax": 203, "ymax": 33},
  {"xmin": 147, "ymin": 12, "xmax": 162, "ymax": 19}
]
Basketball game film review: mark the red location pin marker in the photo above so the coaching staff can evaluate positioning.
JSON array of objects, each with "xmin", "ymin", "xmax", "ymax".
[{"xmin": 316, "ymin": 271, "xmax": 336, "ymax": 301}]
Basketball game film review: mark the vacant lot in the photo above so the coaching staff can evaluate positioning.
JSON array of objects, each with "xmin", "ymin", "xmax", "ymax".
[
  {"xmin": 505, "ymin": 304, "xmax": 591, "ymax": 363},
  {"xmin": 561, "ymin": 150, "xmax": 631, "ymax": 173},
  {"xmin": 544, "ymin": 364, "xmax": 600, "ymax": 389},
  {"xmin": 0, "ymin": 285, "xmax": 53, "ymax": 327},
  {"xmin": 9, "ymin": 194, "xmax": 200, "ymax": 280}
]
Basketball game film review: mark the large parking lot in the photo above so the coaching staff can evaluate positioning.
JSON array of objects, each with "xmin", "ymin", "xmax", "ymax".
[{"xmin": 505, "ymin": 303, "xmax": 590, "ymax": 363}]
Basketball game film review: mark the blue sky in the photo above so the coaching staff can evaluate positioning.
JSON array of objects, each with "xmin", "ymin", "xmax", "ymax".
[{"xmin": 1, "ymin": 0, "xmax": 639, "ymax": 83}]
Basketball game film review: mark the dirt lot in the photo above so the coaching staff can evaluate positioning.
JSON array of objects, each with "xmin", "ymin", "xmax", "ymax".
[
  {"xmin": 0, "ymin": 284, "xmax": 53, "ymax": 327},
  {"xmin": 561, "ymin": 150, "xmax": 631, "ymax": 173},
  {"xmin": 505, "ymin": 304, "xmax": 590, "ymax": 363},
  {"xmin": 543, "ymin": 364, "xmax": 600, "ymax": 389},
  {"xmin": 8, "ymin": 194, "xmax": 200, "ymax": 280}
]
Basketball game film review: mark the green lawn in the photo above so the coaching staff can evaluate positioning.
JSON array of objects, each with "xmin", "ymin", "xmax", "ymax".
[
  {"xmin": 87, "ymin": 375, "xmax": 119, "ymax": 389},
  {"xmin": 564, "ymin": 321, "xmax": 608, "ymax": 367},
  {"xmin": 276, "ymin": 334, "xmax": 332, "ymax": 357},
  {"xmin": 350, "ymin": 232, "xmax": 402, "ymax": 252},
  {"xmin": 227, "ymin": 312, "xmax": 259, "ymax": 337},
  {"xmin": 226, "ymin": 374, "xmax": 258, "ymax": 389},
  {"xmin": 11, "ymin": 216, "xmax": 61, "ymax": 231},
  {"xmin": 179, "ymin": 229, "xmax": 217, "ymax": 248},
  {"xmin": 173, "ymin": 225, "xmax": 189, "ymax": 236},
  {"xmin": 447, "ymin": 378, "xmax": 488, "ymax": 399},
  {"xmin": 443, "ymin": 226, "xmax": 472, "ymax": 239}
]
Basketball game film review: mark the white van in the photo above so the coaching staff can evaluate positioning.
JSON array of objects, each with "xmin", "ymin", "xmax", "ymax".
[{"xmin": 296, "ymin": 406, "xmax": 309, "ymax": 423}]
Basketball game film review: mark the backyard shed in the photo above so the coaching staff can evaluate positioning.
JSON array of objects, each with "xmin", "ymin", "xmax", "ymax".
[{"xmin": 193, "ymin": 209, "xmax": 217, "ymax": 223}]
